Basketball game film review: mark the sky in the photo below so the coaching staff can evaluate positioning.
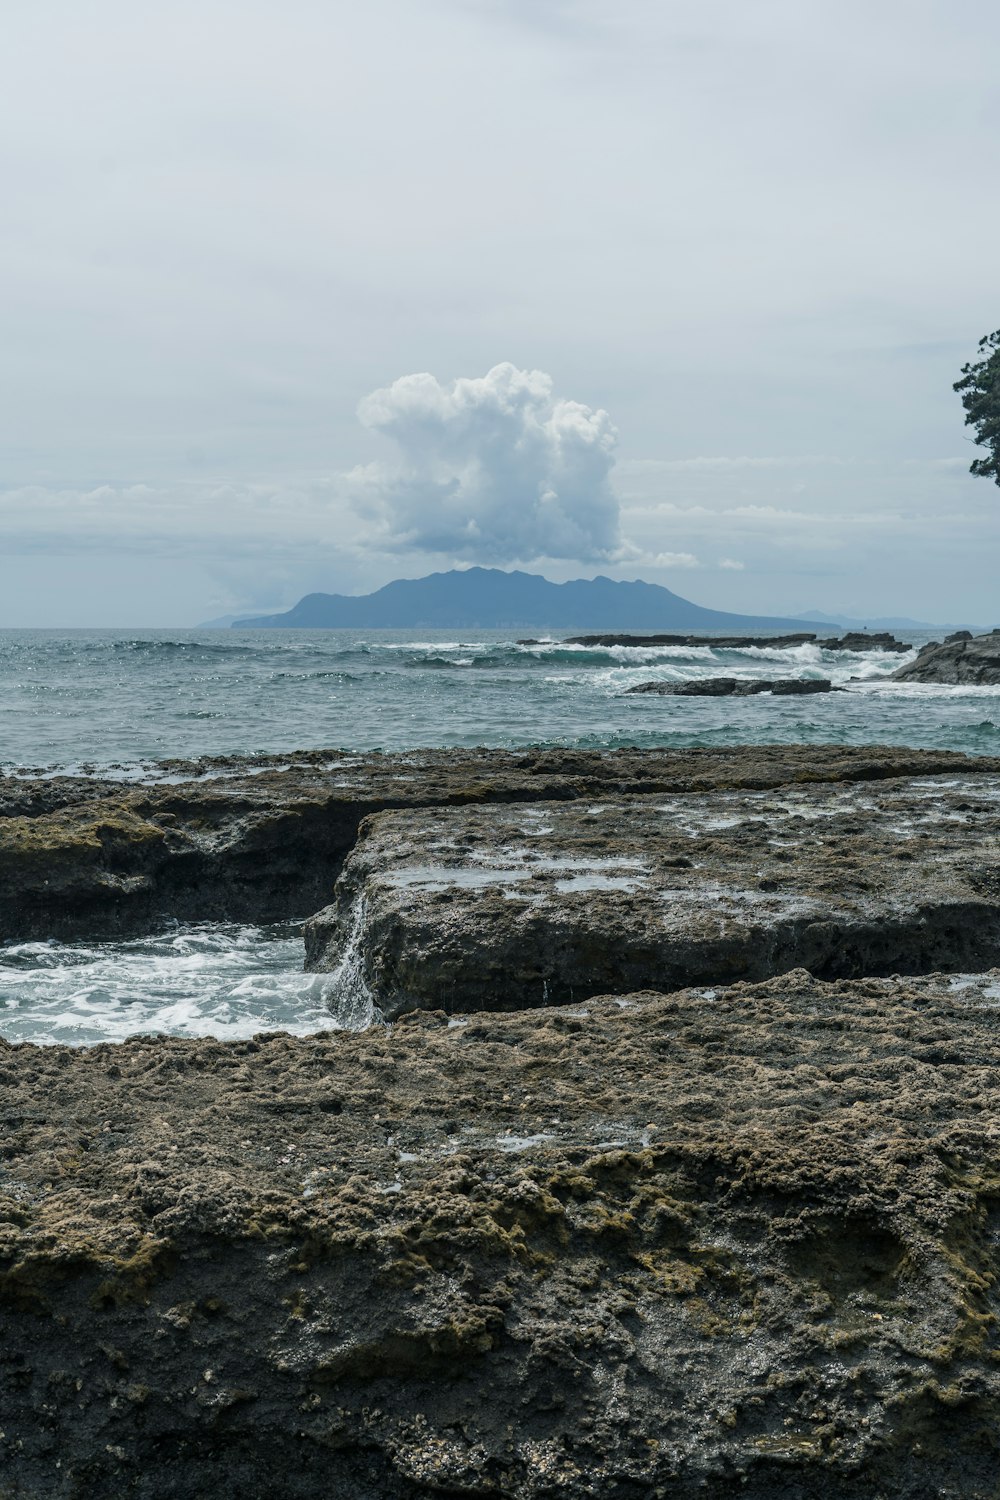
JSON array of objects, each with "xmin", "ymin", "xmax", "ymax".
[{"xmin": 2, "ymin": 0, "xmax": 1000, "ymax": 626}]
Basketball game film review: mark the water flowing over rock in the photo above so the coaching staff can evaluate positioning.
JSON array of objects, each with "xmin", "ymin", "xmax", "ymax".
[{"xmin": 8, "ymin": 745, "xmax": 1000, "ymax": 1496}]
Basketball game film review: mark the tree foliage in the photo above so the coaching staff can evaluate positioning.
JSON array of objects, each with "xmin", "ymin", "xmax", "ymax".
[{"xmin": 955, "ymin": 329, "xmax": 1000, "ymax": 485}]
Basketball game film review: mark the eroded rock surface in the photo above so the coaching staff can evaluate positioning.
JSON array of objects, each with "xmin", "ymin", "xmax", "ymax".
[
  {"xmin": 2, "ymin": 746, "xmax": 993, "ymax": 942},
  {"xmin": 4, "ymin": 971, "xmax": 1000, "ymax": 1497},
  {"xmin": 892, "ymin": 630, "xmax": 1000, "ymax": 684},
  {"xmin": 306, "ymin": 775, "xmax": 1000, "ymax": 1016}
]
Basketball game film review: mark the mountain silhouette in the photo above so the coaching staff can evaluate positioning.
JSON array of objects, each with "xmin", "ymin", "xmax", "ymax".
[{"xmin": 234, "ymin": 568, "xmax": 823, "ymax": 631}]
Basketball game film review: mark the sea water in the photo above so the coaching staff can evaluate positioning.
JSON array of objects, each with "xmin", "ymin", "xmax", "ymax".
[{"xmin": 2, "ymin": 625, "xmax": 997, "ymax": 1044}]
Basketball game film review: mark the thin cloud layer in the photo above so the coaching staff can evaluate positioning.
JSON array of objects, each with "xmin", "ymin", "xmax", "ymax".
[{"xmin": 350, "ymin": 363, "xmax": 620, "ymax": 563}]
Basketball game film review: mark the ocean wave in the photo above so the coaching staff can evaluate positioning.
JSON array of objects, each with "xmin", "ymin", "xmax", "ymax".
[
  {"xmin": 110, "ymin": 639, "xmax": 260, "ymax": 657},
  {"xmin": 376, "ymin": 640, "xmax": 488, "ymax": 652}
]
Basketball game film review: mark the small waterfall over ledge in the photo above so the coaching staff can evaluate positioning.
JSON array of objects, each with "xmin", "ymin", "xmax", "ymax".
[{"xmin": 322, "ymin": 898, "xmax": 379, "ymax": 1030}]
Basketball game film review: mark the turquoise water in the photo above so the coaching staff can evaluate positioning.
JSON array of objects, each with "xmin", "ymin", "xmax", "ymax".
[{"xmin": 1, "ymin": 626, "xmax": 998, "ymax": 771}]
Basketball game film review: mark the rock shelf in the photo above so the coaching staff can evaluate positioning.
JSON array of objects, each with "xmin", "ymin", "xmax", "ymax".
[
  {"xmin": 1, "ymin": 745, "xmax": 991, "ymax": 942},
  {"xmin": 306, "ymin": 774, "xmax": 1000, "ymax": 1017},
  {"xmin": 5, "ymin": 970, "xmax": 1000, "ymax": 1496},
  {"xmin": 557, "ymin": 631, "xmax": 911, "ymax": 651}
]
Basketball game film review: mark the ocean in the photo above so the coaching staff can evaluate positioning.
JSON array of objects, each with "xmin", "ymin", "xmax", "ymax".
[{"xmin": 2, "ymin": 624, "xmax": 996, "ymax": 1045}]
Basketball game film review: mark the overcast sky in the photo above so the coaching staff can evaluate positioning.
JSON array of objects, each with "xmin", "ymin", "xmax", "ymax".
[{"xmin": 3, "ymin": 0, "xmax": 1000, "ymax": 626}]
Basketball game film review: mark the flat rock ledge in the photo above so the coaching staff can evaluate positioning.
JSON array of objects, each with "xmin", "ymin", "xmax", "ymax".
[
  {"xmin": 306, "ymin": 772, "xmax": 1000, "ymax": 1018},
  {"xmin": 892, "ymin": 630, "xmax": 1000, "ymax": 684},
  {"xmin": 2, "ymin": 745, "xmax": 992, "ymax": 941},
  {"xmin": 5, "ymin": 969, "xmax": 1000, "ymax": 1499},
  {"xmin": 625, "ymin": 677, "xmax": 837, "ymax": 697}
]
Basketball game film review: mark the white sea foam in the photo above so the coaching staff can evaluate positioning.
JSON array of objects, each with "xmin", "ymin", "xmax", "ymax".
[
  {"xmin": 0, "ymin": 924, "xmax": 355, "ymax": 1046},
  {"xmin": 853, "ymin": 679, "xmax": 1000, "ymax": 697}
]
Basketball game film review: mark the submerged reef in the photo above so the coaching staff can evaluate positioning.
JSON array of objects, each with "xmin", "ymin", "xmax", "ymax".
[{"xmin": 5, "ymin": 745, "xmax": 1000, "ymax": 1496}]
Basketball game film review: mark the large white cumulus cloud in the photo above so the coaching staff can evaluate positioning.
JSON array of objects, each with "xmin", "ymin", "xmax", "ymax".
[{"xmin": 350, "ymin": 363, "xmax": 621, "ymax": 562}]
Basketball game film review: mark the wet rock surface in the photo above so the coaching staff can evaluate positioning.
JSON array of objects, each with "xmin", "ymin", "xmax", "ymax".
[
  {"xmin": 307, "ymin": 774, "xmax": 1000, "ymax": 1017},
  {"xmin": 891, "ymin": 630, "xmax": 1000, "ymax": 684},
  {"xmin": 2, "ymin": 746, "xmax": 992, "ymax": 942},
  {"xmin": 625, "ymin": 677, "xmax": 837, "ymax": 697},
  {"xmin": 5, "ymin": 969, "xmax": 1000, "ymax": 1497}
]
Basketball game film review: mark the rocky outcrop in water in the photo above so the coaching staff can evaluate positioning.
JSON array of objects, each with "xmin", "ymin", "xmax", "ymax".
[
  {"xmin": 891, "ymin": 630, "xmax": 1000, "ymax": 684},
  {"xmin": 625, "ymin": 677, "xmax": 837, "ymax": 697},
  {"xmin": 305, "ymin": 774, "xmax": 1000, "ymax": 1017},
  {"xmin": 5, "ymin": 968, "xmax": 1000, "ymax": 1498},
  {"xmin": 557, "ymin": 632, "xmax": 910, "ymax": 651},
  {"xmin": 1, "ymin": 746, "xmax": 989, "ymax": 942}
]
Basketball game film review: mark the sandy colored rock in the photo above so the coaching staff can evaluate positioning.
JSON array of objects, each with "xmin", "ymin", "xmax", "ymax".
[{"xmin": 3, "ymin": 970, "xmax": 1000, "ymax": 1496}]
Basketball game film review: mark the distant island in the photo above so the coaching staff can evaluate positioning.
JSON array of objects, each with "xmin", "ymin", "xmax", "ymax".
[{"xmin": 233, "ymin": 568, "xmax": 826, "ymax": 632}]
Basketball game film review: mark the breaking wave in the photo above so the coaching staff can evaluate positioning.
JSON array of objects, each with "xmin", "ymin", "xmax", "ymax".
[{"xmin": 0, "ymin": 624, "xmax": 993, "ymax": 771}]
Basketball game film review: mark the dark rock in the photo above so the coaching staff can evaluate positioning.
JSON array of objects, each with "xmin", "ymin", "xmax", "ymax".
[
  {"xmin": 817, "ymin": 630, "xmax": 910, "ymax": 652},
  {"xmin": 3, "ymin": 746, "xmax": 995, "ymax": 942},
  {"xmin": 628, "ymin": 676, "xmax": 741, "ymax": 695},
  {"xmin": 6, "ymin": 971, "xmax": 1000, "ymax": 1496},
  {"xmin": 306, "ymin": 772, "xmax": 1000, "ymax": 1017},
  {"xmin": 768, "ymin": 677, "xmax": 839, "ymax": 694},
  {"xmin": 566, "ymin": 632, "xmax": 909, "ymax": 652},
  {"xmin": 892, "ymin": 631, "xmax": 1000, "ymax": 684},
  {"xmin": 567, "ymin": 632, "xmax": 818, "ymax": 648},
  {"xmin": 626, "ymin": 676, "xmax": 836, "ymax": 697}
]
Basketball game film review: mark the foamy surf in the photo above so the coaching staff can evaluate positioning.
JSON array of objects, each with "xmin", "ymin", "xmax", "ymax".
[{"xmin": 0, "ymin": 923, "xmax": 348, "ymax": 1045}]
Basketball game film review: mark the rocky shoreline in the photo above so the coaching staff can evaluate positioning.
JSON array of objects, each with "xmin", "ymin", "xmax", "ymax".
[
  {"xmin": 6, "ymin": 745, "xmax": 1000, "ymax": 1497},
  {"xmin": 304, "ymin": 771, "xmax": 1000, "ymax": 1017}
]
